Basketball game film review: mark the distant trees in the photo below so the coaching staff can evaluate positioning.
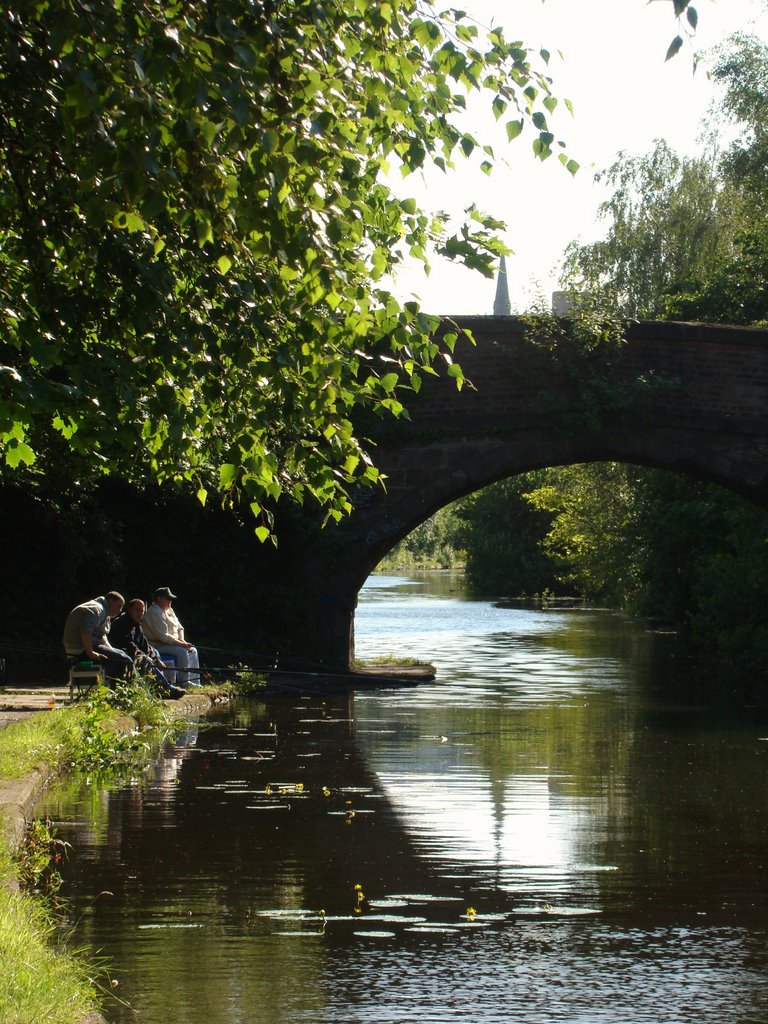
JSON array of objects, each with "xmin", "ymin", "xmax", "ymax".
[
  {"xmin": 561, "ymin": 139, "xmax": 734, "ymax": 318},
  {"xmin": 376, "ymin": 504, "xmax": 464, "ymax": 570},
  {"xmin": 452, "ymin": 474, "xmax": 559, "ymax": 595},
  {"xmin": 664, "ymin": 32, "xmax": 768, "ymax": 325}
]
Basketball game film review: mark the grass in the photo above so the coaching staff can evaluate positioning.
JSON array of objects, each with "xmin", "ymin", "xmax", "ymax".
[
  {"xmin": 0, "ymin": 675, "xmax": 266, "ymax": 782},
  {"xmin": 353, "ymin": 655, "xmax": 433, "ymax": 668},
  {"xmin": 0, "ymin": 708, "xmax": 76, "ymax": 782},
  {"xmin": 0, "ymin": 879, "xmax": 101, "ymax": 1024}
]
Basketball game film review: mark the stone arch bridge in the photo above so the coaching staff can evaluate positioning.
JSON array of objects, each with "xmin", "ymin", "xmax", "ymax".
[{"xmin": 261, "ymin": 316, "xmax": 768, "ymax": 670}]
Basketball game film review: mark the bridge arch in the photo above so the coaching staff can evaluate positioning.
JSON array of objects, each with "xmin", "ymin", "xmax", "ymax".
[{"xmin": 263, "ymin": 317, "xmax": 768, "ymax": 669}]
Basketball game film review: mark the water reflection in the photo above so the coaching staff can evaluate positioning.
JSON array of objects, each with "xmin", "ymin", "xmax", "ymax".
[{"xmin": 35, "ymin": 572, "xmax": 768, "ymax": 1023}]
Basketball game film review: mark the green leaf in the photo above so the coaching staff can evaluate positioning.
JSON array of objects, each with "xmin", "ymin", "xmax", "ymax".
[
  {"xmin": 217, "ymin": 255, "xmax": 232, "ymax": 275},
  {"xmin": 506, "ymin": 119, "xmax": 524, "ymax": 142},
  {"xmin": 196, "ymin": 210, "xmax": 214, "ymax": 247},
  {"xmin": 219, "ymin": 463, "xmax": 239, "ymax": 488},
  {"xmin": 255, "ymin": 525, "xmax": 271, "ymax": 543},
  {"xmin": 379, "ymin": 372, "xmax": 399, "ymax": 393},
  {"xmin": 665, "ymin": 35, "xmax": 684, "ymax": 62},
  {"xmin": 113, "ymin": 210, "xmax": 145, "ymax": 233},
  {"xmin": 446, "ymin": 363, "xmax": 464, "ymax": 389},
  {"xmin": 5, "ymin": 442, "xmax": 35, "ymax": 468},
  {"xmin": 53, "ymin": 415, "xmax": 78, "ymax": 439}
]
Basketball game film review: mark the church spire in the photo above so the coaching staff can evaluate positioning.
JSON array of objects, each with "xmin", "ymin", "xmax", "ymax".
[{"xmin": 493, "ymin": 255, "xmax": 511, "ymax": 315}]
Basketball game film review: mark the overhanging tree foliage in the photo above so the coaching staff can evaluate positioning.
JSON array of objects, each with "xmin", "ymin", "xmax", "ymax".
[
  {"xmin": 0, "ymin": 0, "xmax": 578, "ymax": 537},
  {"xmin": 0, "ymin": 0, "xmax": 698, "ymax": 537}
]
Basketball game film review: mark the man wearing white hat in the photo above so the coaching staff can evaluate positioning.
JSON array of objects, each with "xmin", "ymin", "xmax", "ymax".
[{"xmin": 141, "ymin": 587, "xmax": 200, "ymax": 687}]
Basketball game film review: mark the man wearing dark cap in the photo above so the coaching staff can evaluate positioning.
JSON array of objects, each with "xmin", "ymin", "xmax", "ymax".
[{"xmin": 141, "ymin": 587, "xmax": 200, "ymax": 686}]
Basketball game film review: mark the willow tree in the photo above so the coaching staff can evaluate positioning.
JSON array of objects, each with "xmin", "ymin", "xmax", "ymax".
[
  {"xmin": 0, "ymin": 0, "xmax": 694, "ymax": 536},
  {"xmin": 559, "ymin": 139, "xmax": 738, "ymax": 319}
]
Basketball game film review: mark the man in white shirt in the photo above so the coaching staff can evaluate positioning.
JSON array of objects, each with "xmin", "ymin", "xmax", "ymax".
[{"xmin": 141, "ymin": 587, "xmax": 200, "ymax": 687}]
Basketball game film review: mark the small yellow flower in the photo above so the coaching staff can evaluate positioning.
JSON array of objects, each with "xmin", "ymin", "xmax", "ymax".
[
  {"xmin": 322, "ymin": 787, "xmax": 331, "ymax": 797},
  {"xmin": 466, "ymin": 906, "xmax": 476, "ymax": 918}
]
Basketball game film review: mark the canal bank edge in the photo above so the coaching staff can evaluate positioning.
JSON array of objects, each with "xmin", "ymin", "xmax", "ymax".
[{"xmin": 0, "ymin": 689, "xmax": 221, "ymax": 1024}]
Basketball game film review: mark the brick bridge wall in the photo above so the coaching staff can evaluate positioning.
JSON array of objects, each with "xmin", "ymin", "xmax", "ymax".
[{"xmin": 264, "ymin": 317, "xmax": 768, "ymax": 669}]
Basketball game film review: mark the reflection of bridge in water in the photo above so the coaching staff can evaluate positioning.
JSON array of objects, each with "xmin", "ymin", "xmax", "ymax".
[{"xmin": 259, "ymin": 316, "xmax": 768, "ymax": 667}]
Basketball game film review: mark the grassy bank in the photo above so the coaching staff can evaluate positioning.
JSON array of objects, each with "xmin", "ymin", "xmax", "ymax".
[
  {"xmin": 0, "ymin": 867, "xmax": 100, "ymax": 1024},
  {"xmin": 0, "ymin": 677, "xmax": 261, "ymax": 1024}
]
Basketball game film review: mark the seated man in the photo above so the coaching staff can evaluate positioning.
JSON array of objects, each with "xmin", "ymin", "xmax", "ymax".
[
  {"xmin": 62, "ymin": 592, "xmax": 134, "ymax": 684},
  {"xmin": 109, "ymin": 598, "xmax": 186, "ymax": 700},
  {"xmin": 141, "ymin": 587, "xmax": 200, "ymax": 687}
]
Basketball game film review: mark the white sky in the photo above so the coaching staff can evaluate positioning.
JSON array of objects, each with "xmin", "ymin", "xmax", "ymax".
[{"xmin": 387, "ymin": 0, "xmax": 768, "ymax": 314}]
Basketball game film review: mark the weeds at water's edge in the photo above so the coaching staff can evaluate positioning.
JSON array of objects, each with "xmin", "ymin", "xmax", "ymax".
[
  {"xmin": 14, "ymin": 817, "xmax": 68, "ymax": 901},
  {"xmin": 353, "ymin": 655, "xmax": 433, "ymax": 668}
]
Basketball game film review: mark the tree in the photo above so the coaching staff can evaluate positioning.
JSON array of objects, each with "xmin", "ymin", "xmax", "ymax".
[
  {"xmin": 549, "ymin": 40, "xmax": 768, "ymax": 674},
  {"xmin": 522, "ymin": 463, "xmax": 643, "ymax": 605},
  {"xmin": 377, "ymin": 502, "xmax": 464, "ymax": 570},
  {"xmin": 665, "ymin": 31, "xmax": 768, "ymax": 324},
  {"xmin": 0, "ymin": 0, "xmax": 579, "ymax": 537},
  {"xmin": 454, "ymin": 473, "xmax": 561, "ymax": 596},
  {"xmin": 712, "ymin": 30, "xmax": 768, "ymax": 198},
  {"xmin": 560, "ymin": 139, "xmax": 736, "ymax": 318}
]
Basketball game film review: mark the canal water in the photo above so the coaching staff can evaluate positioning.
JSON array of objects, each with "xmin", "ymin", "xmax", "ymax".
[{"xmin": 36, "ymin": 572, "xmax": 768, "ymax": 1023}]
